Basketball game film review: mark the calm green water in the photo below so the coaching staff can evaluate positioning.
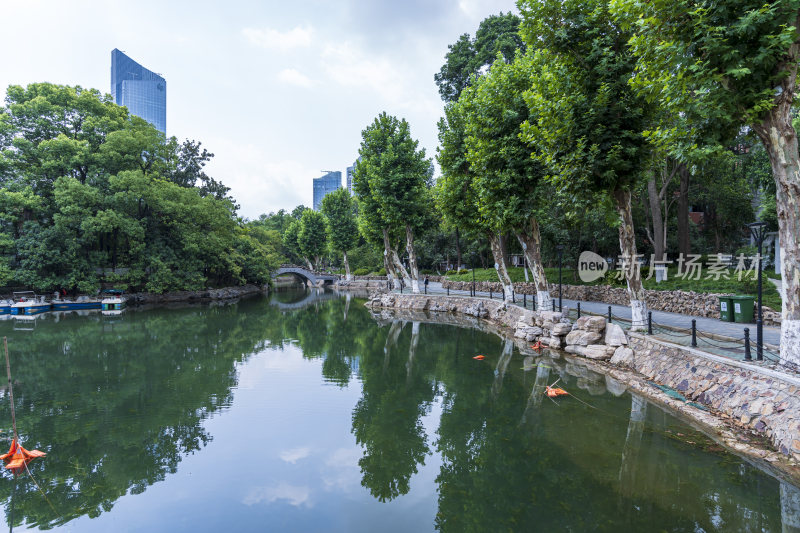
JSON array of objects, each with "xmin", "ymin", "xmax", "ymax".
[{"xmin": 0, "ymin": 290, "xmax": 796, "ymax": 532}]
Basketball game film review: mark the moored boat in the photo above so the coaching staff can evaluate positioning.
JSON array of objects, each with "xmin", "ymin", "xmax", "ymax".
[
  {"xmin": 51, "ymin": 295, "xmax": 102, "ymax": 311},
  {"xmin": 101, "ymin": 289, "xmax": 126, "ymax": 311},
  {"xmin": 0, "ymin": 299, "xmax": 13, "ymax": 314},
  {"xmin": 10, "ymin": 292, "xmax": 50, "ymax": 315}
]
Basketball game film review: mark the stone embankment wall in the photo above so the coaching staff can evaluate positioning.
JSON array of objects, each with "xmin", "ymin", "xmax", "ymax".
[
  {"xmin": 366, "ymin": 292, "xmax": 800, "ymax": 467},
  {"xmin": 126, "ymin": 284, "xmax": 266, "ymax": 305},
  {"xmin": 441, "ymin": 280, "xmax": 781, "ymax": 326}
]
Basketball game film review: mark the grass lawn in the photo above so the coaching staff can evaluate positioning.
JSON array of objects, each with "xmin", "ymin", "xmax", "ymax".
[{"xmin": 445, "ymin": 266, "xmax": 782, "ymax": 311}]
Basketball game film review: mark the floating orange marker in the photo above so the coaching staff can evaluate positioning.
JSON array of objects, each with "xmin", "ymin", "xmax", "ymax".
[
  {"xmin": 545, "ymin": 386, "xmax": 569, "ymax": 398},
  {"xmin": 530, "ymin": 341, "xmax": 543, "ymax": 351},
  {"xmin": 2, "ymin": 337, "xmax": 45, "ymax": 474},
  {"xmin": 472, "ymin": 355, "xmax": 486, "ymax": 360},
  {"xmin": 1, "ymin": 439, "xmax": 45, "ymax": 473}
]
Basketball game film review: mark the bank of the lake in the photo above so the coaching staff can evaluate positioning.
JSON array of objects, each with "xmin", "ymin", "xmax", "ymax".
[{"xmin": 366, "ymin": 291, "xmax": 800, "ymax": 485}]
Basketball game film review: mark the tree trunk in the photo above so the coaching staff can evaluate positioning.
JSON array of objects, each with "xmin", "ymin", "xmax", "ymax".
[
  {"xmin": 304, "ymin": 257, "xmax": 313, "ymax": 271},
  {"xmin": 515, "ymin": 218, "xmax": 550, "ymax": 309},
  {"xmin": 455, "ymin": 228, "xmax": 462, "ymax": 271},
  {"xmin": 407, "ymin": 321, "xmax": 420, "ymax": 382},
  {"xmin": 752, "ymin": 66, "xmax": 800, "ymax": 366},
  {"xmin": 612, "ymin": 188, "xmax": 648, "ymax": 330},
  {"xmin": 382, "ymin": 228, "xmax": 400, "ymax": 289},
  {"xmin": 488, "ymin": 233, "xmax": 514, "ymax": 302},
  {"xmin": 405, "ymin": 224, "xmax": 420, "ymax": 293},
  {"xmin": 343, "ymin": 250, "xmax": 351, "ymax": 281},
  {"xmin": 390, "ymin": 248, "xmax": 412, "ymax": 289},
  {"xmin": 677, "ymin": 163, "xmax": 691, "ymax": 257}
]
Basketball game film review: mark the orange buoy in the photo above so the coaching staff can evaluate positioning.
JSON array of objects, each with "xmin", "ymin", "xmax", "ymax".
[
  {"xmin": 545, "ymin": 386, "xmax": 569, "ymax": 398},
  {"xmin": 1, "ymin": 439, "xmax": 45, "ymax": 473},
  {"xmin": 2, "ymin": 337, "xmax": 46, "ymax": 474},
  {"xmin": 472, "ymin": 355, "xmax": 486, "ymax": 360}
]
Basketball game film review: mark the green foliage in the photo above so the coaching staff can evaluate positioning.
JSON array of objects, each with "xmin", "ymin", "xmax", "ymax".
[
  {"xmin": 434, "ymin": 12, "xmax": 526, "ymax": 102},
  {"xmin": 321, "ymin": 188, "xmax": 358, "ymax": 254},
  {"xmin": 520, "ymin": 0, "xmax": 650, "ymax": 196},
  {"xmin": 460, "ymin": 52, "xmax": 548, "ymax": 231},
  {"xmin": 0, "ymin": 82, "xmax": 273, "ymax": 293},
  {"xmin": 353, "ymin": 267, "xmax": 371, "ymax": 276},
  {"xmin": 298, "ymin": 209, "xmax": 328, "ymax": 265},
  {"xmin": 354, "ymin": 113, "xmax": 432, "ymax": 250}
]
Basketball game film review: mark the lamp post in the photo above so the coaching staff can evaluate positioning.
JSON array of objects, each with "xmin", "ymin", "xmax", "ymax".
[
  {"xmin": 748, "ymin": 221, "xmax": 767, "ymax": 361},
  {"xmin": 556, "ymin": 244, "xmax": 564, "ymax": 312},
  {"xmin": 471, "ymin": 252, "xmax": 476, "ymax": 297}
]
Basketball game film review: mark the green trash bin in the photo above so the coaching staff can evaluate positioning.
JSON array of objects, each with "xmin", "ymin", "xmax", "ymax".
[
  {"xmin": 731, "ymin": 295, "xmax": 755, "ymax": 323},
  {"xmin": 718, "ymin": 296, "xmax": 734, "ymax": 322}
]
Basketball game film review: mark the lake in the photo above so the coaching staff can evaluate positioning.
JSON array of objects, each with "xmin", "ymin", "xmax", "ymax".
[{"xmin": 0, "ymin": 289, "xmax": 796, "ymax": 532}]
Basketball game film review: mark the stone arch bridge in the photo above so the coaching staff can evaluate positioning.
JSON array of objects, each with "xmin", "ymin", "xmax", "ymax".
[{"xmin": 272, "ymin": 264, "xmax": 339, "ymax": 286}]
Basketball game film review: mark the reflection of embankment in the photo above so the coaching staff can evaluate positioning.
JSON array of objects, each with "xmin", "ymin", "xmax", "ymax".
[{"xmin": 369, "ymin": 308, "xmax": 798, "ymax": 531}]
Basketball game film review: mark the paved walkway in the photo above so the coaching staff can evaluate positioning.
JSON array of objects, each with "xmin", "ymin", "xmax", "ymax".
[{"xmin": 398, "ymin": 281, "xmax": 782, "ymax": 363}]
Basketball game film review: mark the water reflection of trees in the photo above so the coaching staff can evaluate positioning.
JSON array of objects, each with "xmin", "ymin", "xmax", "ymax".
[
  {"xmin": 333, "ymin": 309, "xmax": 791, "ymax": 531},
  {"xmin": 1, "ymin": 292, "xmax": 794, "ymax": 531},
  {"xmin": 0, "ymin": 298, "xmax": 287, "ymax": 529}
]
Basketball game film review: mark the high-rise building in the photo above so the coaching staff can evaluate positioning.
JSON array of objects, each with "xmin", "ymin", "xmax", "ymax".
[
  {"xmin": 313, "ymin": 171, "xmax": 342, "ymax": 211},
  {"xmin": 111, "ymin": 49, "xmax": 167, "ymax": 134},
  {"xmin": 346, "ymin": 156, "xmax": 361, "ymax": 196}
]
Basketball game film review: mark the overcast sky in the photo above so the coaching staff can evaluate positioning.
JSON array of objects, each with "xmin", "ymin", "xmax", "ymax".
[{"xmin": 0, "ymin": 0, "xmax": 518, "ymax": 219}]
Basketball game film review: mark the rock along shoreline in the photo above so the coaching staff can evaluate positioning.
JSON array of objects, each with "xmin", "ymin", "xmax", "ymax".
[
  {"xmin": 125, "ymin": 284, "xmax": 268, "ymax": 305},
  {"xmin": 365, "ymin": 290, "xmax": 800, "ymax": 486}
]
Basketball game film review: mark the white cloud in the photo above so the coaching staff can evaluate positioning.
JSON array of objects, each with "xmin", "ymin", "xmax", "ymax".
[
  {"xmin": 321, "ymin": 41, "xmax": 411, "ymax": 108},
  {"xmin": 243, "ymin": 483, "xmax": 312, "ymax": 508},
  {"xmin": 278, "ymin": 68, "xmax": 314, "ymax": 88},
  {"xmin": 242, "ymin": 25, "xmax": 314, "ymax": 50},
  {"xmin": 280, "ymin": 446, "xmax": 312, "ymax": 464}
]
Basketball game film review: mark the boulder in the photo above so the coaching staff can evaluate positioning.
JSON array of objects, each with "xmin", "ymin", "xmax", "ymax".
[
  {"xmin": 583, "ymin": 316, "xmax": 607, "ymax": 332},
  {"xmin": 604, "ymin": 323, "xmax": 628, "ymax": 347},
  {"xmin": 539, "ymin": 311, "xmax": 563, "ymax": 323},
  {"xmin": 565, "ymin": 330, "xmax": 603, "ymax": 346},
  {"xmin": 548, "ymin": 336, "xmax": 565, "ymax": 349},
  {"xmin": 551, "ymin": 323, "xmax": 572, "ymax": 336},
  {"xmin": 583, "ymin": 344, "xmax": 614, "ymax": 360},
  {"xmin": 610, "ymin": 346, "xmax": 634, "ymax": 366}
]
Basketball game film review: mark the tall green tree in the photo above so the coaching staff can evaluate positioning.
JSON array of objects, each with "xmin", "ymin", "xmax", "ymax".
[
  {"xmin": 354, "ymin": 113, "xmax": 431, "ymax": 293},
  {"xmin": 520, "ymin": 0, "xmax": 651, "ymax": 327},
  {"xmin": 612, "ymin": 0, "xmax": 800, "ymax": 364},
  {"xmin": 461, "ymin": 52, "xmax": 552, "ymax": 306},
  {"xmin": 321, "ymin": 188, "xmax": 359, "ymax": 280},
  {"xmin": 434, "ymin": 12, "xmax": 526, "ymax": 102},
  {"xmin": 435, "ymin": 102, "xmax": 515, "ymax": 297},
  {"xmin": 298, "ymin": 208, "xmax": 328, "ymax": 270}
]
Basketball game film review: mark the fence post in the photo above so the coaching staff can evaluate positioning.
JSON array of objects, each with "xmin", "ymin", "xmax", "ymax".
[
  {"xmin": 447, "ymin": 286, "xmax": 450, "ymax": 296},
  {"xmin": 489, "ymin": 289, "xmax": 493, "ymax": 299},
  {"xmin": 533, "ymin": 296, "xmax": 536, "ymax": 311},
  {"xmin": 691, "ymin": 320, "xmax": 697, "ymax": 347},
  {"xmin": 647, "ymin": 311, "xmax": 652, "ymax": 335},
  {"xmin": 744, "ymin": 327, "xmax": 751, "ymax": 361},
  {"xmin": 512, "ymin": 290, "xmax": 515, "ymax": 304},
  {"xmin": 608, "ymin": 306, "xmax": 612, "ymax": 323},
  {"xmin": 523, "ymin": 293, "xmax": 527, "ymax": 308},
  {"xmin": 502, "ymin": 288, "xmax": 505, "ymax": 301},
  {"xmin": 552, "ymin": 299, "xmax": 556, "ymax": 312},
  {"xmin": 577, "ymin": 302, "xmax": 581, "ymax": 319}
]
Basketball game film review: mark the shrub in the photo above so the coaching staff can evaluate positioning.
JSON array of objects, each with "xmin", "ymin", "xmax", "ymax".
[{"xmin": 353, "ymin": 268, "xmax": 370, "ymax": 276}]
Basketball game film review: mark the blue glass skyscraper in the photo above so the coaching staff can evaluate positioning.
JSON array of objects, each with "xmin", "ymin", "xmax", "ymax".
[
  {"xmin": 110, "ymin": 49, "xmax": 166, "ymax": 134},
  {"xmin": 313, "ymin": 172, "xmax": 342, "ymax": 211}
]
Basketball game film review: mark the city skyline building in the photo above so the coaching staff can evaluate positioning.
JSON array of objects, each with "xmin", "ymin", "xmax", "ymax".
[
  {"xmin": 313, "ymin": 171, "xmax": 342, "ymax": 211},
  {"xmin": 110, "ymin": 48, "xmax": 166, "ymax": 134},
  {"xmin": 346, "ymin": 156, "xmax": 361, "ymax": 196}
]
